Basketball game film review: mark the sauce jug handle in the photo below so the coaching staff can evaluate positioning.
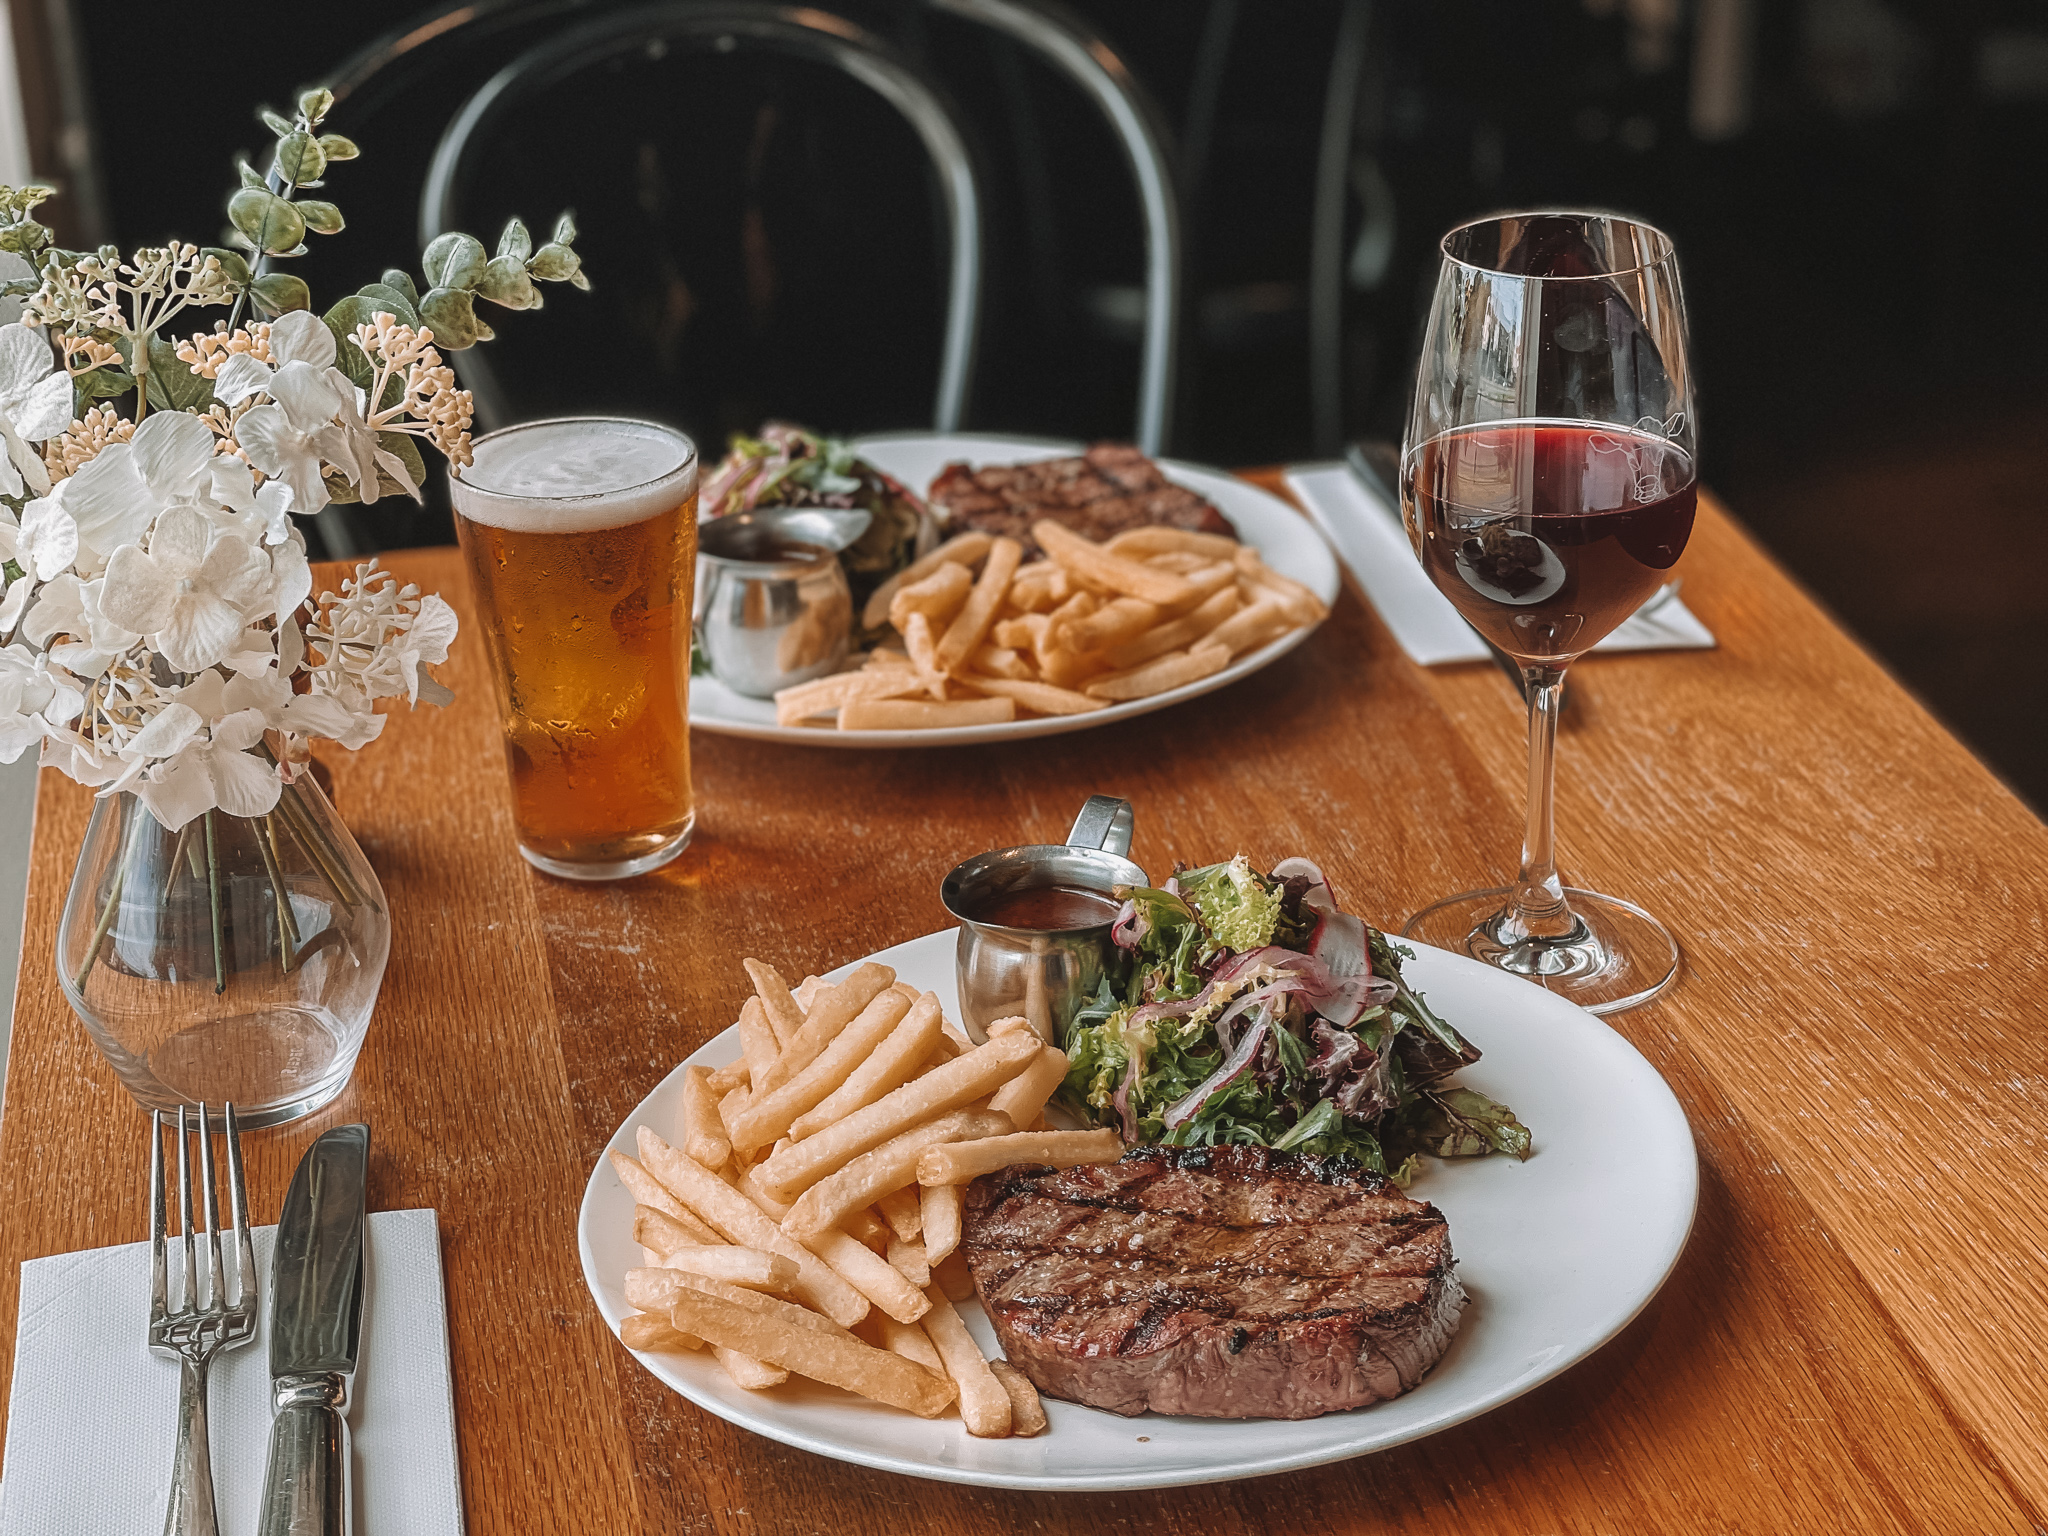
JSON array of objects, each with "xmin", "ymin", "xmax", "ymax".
[{"xmin": 1066, "ymin": 796, "xmax": 1134, "ymax": 859}]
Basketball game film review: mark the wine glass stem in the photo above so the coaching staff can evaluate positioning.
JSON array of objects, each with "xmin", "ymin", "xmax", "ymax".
[{"xmin": 1506, "ymin": 664, "xmax": 1577, "ymax": 942}]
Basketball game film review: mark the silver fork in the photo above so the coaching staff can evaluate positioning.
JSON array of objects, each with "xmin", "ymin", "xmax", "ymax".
[{"xmin": 149, "ymin": 1103, "xmax": 256, "ymax": 1536}]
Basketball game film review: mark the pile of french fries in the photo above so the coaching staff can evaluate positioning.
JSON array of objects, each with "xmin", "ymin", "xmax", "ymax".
[
  {"xmin": 610, "ymin": 957, "xmax": 1123, "ymax": 1437},
  {"xmin": 774, "ymin": 520, "xmax": 1330, "ymax": 730}
]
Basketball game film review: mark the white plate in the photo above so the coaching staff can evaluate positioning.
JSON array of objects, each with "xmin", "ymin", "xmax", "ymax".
[
  {"xmin": 687, "ymin": 433, "xmax": 1340, "ymax": 747},
  {"xmin": 577, "ymin": 928, "xmax": 1698, "ymax": 1491}
]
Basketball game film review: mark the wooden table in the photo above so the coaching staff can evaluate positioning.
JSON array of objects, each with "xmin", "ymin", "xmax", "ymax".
[{"xmin": 4, "ymin": 481, "xmax": 2045, "ymax": 1534}]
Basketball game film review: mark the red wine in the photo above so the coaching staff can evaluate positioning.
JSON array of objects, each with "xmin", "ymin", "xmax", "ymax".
[{"xmin": 1406, "ymin": 422, "xmax": 1695, "ymax": 661}]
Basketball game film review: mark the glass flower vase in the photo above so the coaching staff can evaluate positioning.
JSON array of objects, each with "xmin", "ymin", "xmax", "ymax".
[{"xmin": 56, "ymin": 772, "xmax": 391, "ymax": 1127}]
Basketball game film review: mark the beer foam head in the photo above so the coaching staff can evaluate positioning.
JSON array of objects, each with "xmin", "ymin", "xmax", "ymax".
[{"xmin": 452, "ymin": 418, "xmax": 697, "ymax": 532}]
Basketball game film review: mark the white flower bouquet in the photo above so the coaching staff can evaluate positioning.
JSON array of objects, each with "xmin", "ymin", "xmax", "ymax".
[{"xmin": 1, "ymin": 88, "xmax": 588, "ymax": 1108}]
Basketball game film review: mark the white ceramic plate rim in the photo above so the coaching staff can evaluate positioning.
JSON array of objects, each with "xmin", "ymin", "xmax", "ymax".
[
  {"xmin": 577, "ymin": 928, "xmax": 1699, "ymax": 1491},
  {"xmin": 687, "ymin": 432, "xmax": 1340, "ymax": 748}
]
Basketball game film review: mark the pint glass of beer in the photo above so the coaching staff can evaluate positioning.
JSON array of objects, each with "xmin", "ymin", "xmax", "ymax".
[{"xmin": 450, "ymin": 418, "xmax": 699, "ymax": 880}]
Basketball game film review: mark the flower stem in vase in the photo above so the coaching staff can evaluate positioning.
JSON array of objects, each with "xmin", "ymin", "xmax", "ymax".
[
  {"xmin": 256, "ymin": 812, "xmax": 300, "ymax": 972},
  {"xmin": 203, "ymin": 810, "xmax": 225, "ymax": 995},
  {"xmin": 72, "ymin": 814, "xmax": 133, "ymax": 993},
  {"xmin": 162, "ymin": 823, "xmax": 191, "ymax": 910}
]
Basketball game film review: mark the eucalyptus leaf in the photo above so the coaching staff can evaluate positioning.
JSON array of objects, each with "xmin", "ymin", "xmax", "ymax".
[
  {"xmin": 298, "ymin": 87, "xmax": 334, "ymax": 123},
  {"xmin": 202, "ymin": 247, "xmax": 252, "ymax": 286},
  {"xmin": 379, "ymin": 431, "xmax": 427, "ymax": 496},
  {"xmin": 237, "ymin": 161, "xmax": 268, "ymax": 191},
  {"xmin": 476, "ymin": 254, "xmax": 536, "ymax": 310},
  {"xmin": 418, "ymin": 285, "xmax": 481, "ymax": 348},
  {"xmin": 421, "ymin": 232, "xmax": 487, "ymax": 291},
  {"xmin": 71, "ymin": 366, "xmax": 134, "ymax": 415},
  {"xmin": 526, "ymin": 242, "xmax": 580, "ymax": 282},
  {"xmin": 379, "ymin": 268, "xmax": 419, "ymax": 308},
  {"xmin": 273, "ymin": 132, "xmax": 326, "ymax": 188},
  {"xmin": 354, "ymin": 282, "xmax": 418, "ymax": 328},
  {"xmin": 322, "ymin": 467, "xmax": 361, "ymax": 505},
  {"xmin": 552, "ymin": 210, "xmax": 577, "ymax": 244},
  {"xmin": 495, "ymin": 217, "xmax": 531, "ymax": 263},
  {"xmin": 249, "ymin": 272, "xmax": 312, "ymax": 315},
  {"xmin": 227, "ymin": 188, "xmax": 274, "ymax": 244},
  {"xmin": 144, "ymin": 336, "xmax": 215, "ymax": 413},
  {"xmin": 316, "ymin": 133, "xmax": 359, "ymax": 161},
  {"xmin": 322, "ymin": 296, "xmax": 384, "ymax": 390},
  {"xmin": 260, "ymin": 109, "xmax": 295, "ymax": 137},
  {"xmin": 298, "ymin": 200, "xmax": 344, "ymax": 235}
]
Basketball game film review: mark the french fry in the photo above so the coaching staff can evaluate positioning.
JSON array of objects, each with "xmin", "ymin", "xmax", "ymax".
[
  {"xmin": 991, "ymin": 613, "xmax": 1049, "ymax": 651},
  {"xmin": 610, "ymin": 1153, "xmax": 723, "ymax": 1245},
  {"xmin": 1100, "ymin": 585, "xmax": 1239, "ymax": 670},
  {"xmin": 1204, "ymin": 595, "xmax": 1295, "ymax": 658},
  {"xmin": 653, "ymin": 1265, "xmax": 859, "ymax": 1341},
  {"xmin": 1235, "ymin": 546, "xmax": 1330, "ymax": 623},
  {"xmin": 840, "ymin": 696, "xmax": 1016, "ymax": 730},
  {"xmin": 800, "ymin": 1227, "xmax": 932, "ymax": 1324},
  {"xmin": 921, "ymin": 1182, "xmax": 963, "ymax": 1265},
  {"xmin": 982, "ymin": 1015, "xmax": 1035, "ymax": 1040},
  {"xmin": 637, "ymin": 1128, "xmax": 870, "ymax": 1327},
  {"xmin": 743, "ymin": 959, "xmax": 806, "ymax": 1048},
  {"xmin": 988, "ymin": 1360, "xmax": 1049, "ymax": 1435},
  {"xmin": 959, "ymin": 674, "xmax": 1105, "ymax": 717},
  {"xmin": 754, "ymin": 961, "xmax": 894, "ymax": 1097},
  {"xmin": 729, "ymin": 987, "xmax": 913, "ymax": 1155},
  {"xmin": 887, "ymin": 560, "xmax": 975, "ymax": 633},
  {"xmin": 900, "ymin": 611, "xmax": 947, "ymax": 700},
  {"xmin": 705, "ymin": 1058, "xmax": 750, "ymax": 1096},
  {"xmin": 772, "ymin": 668, "xmax": 923, "ymax": 727},
  {"xmin": 681, "ymin": 1066, "xmax": 732, "ymax": 1169},
  {"xmin": 843, "ymin": 1205, "xmax": 892, "ymax": 1250},
  {"xmin": 1035, "ymin": 591, "xmax": 1096, "ymax": 672},
  {"xmin": 789, "ymin": 993, "xmax": 944, "ymax": 1140},
  {"xmin": 762, "ymin": 1033, "xmax": 1040, "ymax": 1199},
  {"xmin": 877, "ymin": 1185, "xmax": 924, "ymax": 1243},
  {"xmin": 917, "ymin": 1129, "xmax": 1123, "ymax": 1186},
  {"xmin": 987, "ymin": 1045, "xmax": 1070, "ymax": 1130},
  {"xmin": 1034, "ymin": 519, "xmax": 1197, "ymax": 607},
  {"xmin": 862, "ymin": 531, "xmax": 993, "ymax": 631},
  {"xmin": 1060, "ymin": 594, "xmax": 1161, "ymax": 650},
  {"xmin": 933, "ymin": 536, "xmax": 1024, "ymax": 676},
  {"xmin": 737, "ymin": 996, "xmax": 778, "ymax": 1089},
  {"xmin": 1083, "ymin": 642, "xmax": 1230, "ymax": 701},
  {"xmin": 1104, "ymin": 525, "xmax": 1243, "ymax": 561},
  {"xmin": 620, "ymin": 1311, "xmax": 705, "ymax": 1352},
  {"xmin": 1003, "ymin": 564, "xmax": 1071, "ymax": 612},
  {"xmin": 794, "ymin": 975, "xmax": 825, "ymax": 1009},
  {"xmin": 920, "ymin": 1286, "xmax": 1011, "ymax": 1437},
  {"xmin": 662, "ymin": 1244, "xmax": 801, "ymax": 1292},
  {"xmin": 733, "ymin": 1162, "xmax": 792, "ymax": 1219},
  {"xmin": 780, "ymin": 1108, "xmax": 1014, "ymax": 1238},
  {"xmin": 634, "ymin": 1203, "xmax": 711, "ymax": 1258},
  {"xmin": 880, "ymin": 1316, "xmax": 946, "ymax": 1376},
  {"xmin": 970, "ymin": 643, "xmax": 1036, "ymax": 681},
  {"xmin": 933, "ymin": 1250, "xmax": 975, "ymax": 1302},
  {"xmin": 667, "ymin": 1285, "xmax": 957, "ymax": 1418},
  {"xmin": 714, "ymin": 1346, "xmax": 790, "ymax": 1390},
  {"xmin": 938, "ymin": 1018, "xmax": 975, "ymax": 1055},
  {"xmin": 717, "ymin": 1083, "xmax": 751, "ymax": 1145},
  {"xmin": 887, "ymin": 1235, "xmax": 932, "ymax": 1290}
]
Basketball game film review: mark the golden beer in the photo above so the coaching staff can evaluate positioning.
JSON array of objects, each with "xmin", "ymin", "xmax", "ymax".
[{"xmin": 451, "ymin": 419, "xmax": 699, "ymax": 879}]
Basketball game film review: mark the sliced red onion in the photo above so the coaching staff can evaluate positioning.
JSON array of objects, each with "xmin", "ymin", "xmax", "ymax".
[
  {"xmin": 1128, "ymin": 996, "xmax": 1199, "ymax": 1029},
  {"xmin": 1214, "ymin": 979, "xmax": 1308, "ymax": 1043},
  {"xmin": 1111, "ymin": 897, "xmax": 1143, "ymax": 949},
  {"xmin": 1112, "ymin": 1041, "xmax": 1146, "ymax": 1140},
  {"xmin": 1161, "ymin": 1017, "xmax": 1271, "ymax": 1130},
  {"xmin": 1309, "ymin": 909, "xmax": 1372, "ymax": 981},
  {"xmin": 1272, "ymin": 856, "xmax": 1336, "ymax": 916}
]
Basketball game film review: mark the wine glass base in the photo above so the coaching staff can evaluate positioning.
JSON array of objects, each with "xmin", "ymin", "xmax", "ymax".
[{"xmin": 1401, "ymin": 887, "xmax": 1680, "ymax": 1015}]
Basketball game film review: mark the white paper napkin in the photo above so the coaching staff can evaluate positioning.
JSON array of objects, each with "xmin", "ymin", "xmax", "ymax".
[
  {"xmin": 1284, "ymin": 462, "xmax": 1716, "ymax": 665},
  {"xmin": 1, "ymin": 1208, "xmax": 462, "ymax": 1535}
]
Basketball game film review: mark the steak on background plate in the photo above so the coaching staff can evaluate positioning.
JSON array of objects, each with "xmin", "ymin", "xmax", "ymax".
[
  {"xmin": 928, "ymin": 444, "xmax": 1238, "ymax": 560},
  {"xmin": 963, "ymin": 1146, "xmax": 1465, "ymax": 1420}
]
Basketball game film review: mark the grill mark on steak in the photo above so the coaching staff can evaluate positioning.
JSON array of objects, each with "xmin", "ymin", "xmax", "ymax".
[
  {"xmin": 927, "ymin": 444, "xmax": 1238, "ymax": 560},
  {"xmin": 964, "ymin": 1146, "xmax": 1466, "ymax": 1419}
]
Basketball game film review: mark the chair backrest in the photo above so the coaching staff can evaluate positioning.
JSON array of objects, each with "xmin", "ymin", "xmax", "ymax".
[
  {"xmin": 928, "ymin": 0, "xmax": 1181, "ymax": 453},
  {"xmin": 416, "ymin": 2, "xmax": 982, "ymax": 436}
]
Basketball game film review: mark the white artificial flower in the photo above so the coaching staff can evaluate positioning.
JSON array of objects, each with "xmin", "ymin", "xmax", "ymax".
[
  {"xmin": 133, "ymin": 704, "xmax": 281, "ymax": 830},
  {"xmin": 0, "ymin": 323, "xmax": 74, "ymax": 498},
  {"xmin": 14, "ymin": 493, "xmax": 78, "ymax": 580},
  {"xmin": 96, "ymin": 505, "xmax": 272, "ymax": 672},
  {"xmin": 0, "ymin": 642, "xmax": 82, "ymax": 762},
  {"xmin": 22, "ymin": 573, "xmax": 138, "ymax": 678},
  {"xmin": 234, "ymin": 363, "xmax": 349, "ymax": 515},
  {"xmin": 222, "ymin": 663, "xmax": 355, "ymax": 740},
  {"xmin": 0, "ymin": 252, "xmax": 32, "ymax": 327},
  {"xmin": 58, "ymin": 409, "xmax": 225, "ymax": 563},
  {"xmin": 389, "ymin": 592, "xmax": 458, "ymax": 704}
]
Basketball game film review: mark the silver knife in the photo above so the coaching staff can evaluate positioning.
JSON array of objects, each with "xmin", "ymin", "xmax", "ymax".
[{"xmin": 258, "ymin": 1123, "xmax": 370, "ymax": 1536}]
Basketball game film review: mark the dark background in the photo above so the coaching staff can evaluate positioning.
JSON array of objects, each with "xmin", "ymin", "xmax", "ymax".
[{"xmin": 24, "ymin": 0, "xmax": 2048, "ymax": 806}]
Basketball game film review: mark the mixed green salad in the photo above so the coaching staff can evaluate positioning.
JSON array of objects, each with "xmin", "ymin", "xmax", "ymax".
[{"xmin": 1059, "ymin": 855, "xmax": 1531, "ymax": 1183}]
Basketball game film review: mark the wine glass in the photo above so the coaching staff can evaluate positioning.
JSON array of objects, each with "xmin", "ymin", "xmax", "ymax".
[{"xmin": 1400, "ymin": 211, "xmax": 1695, "ymax": 1014}]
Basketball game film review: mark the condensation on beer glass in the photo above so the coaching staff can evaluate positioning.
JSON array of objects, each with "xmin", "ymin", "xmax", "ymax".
[{"xmin": 451, "ymin": 418, "xmax": 700, "ymax": 881}]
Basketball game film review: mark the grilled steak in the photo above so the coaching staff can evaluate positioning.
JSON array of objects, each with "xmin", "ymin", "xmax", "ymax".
[
  {"xmin": 962, "ymin": 1146, "xmax": 1465, "ymax": 1420},
  {"xmin": 928, "ymin": 444, "xmax": 1237, "ymax": 560}
]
